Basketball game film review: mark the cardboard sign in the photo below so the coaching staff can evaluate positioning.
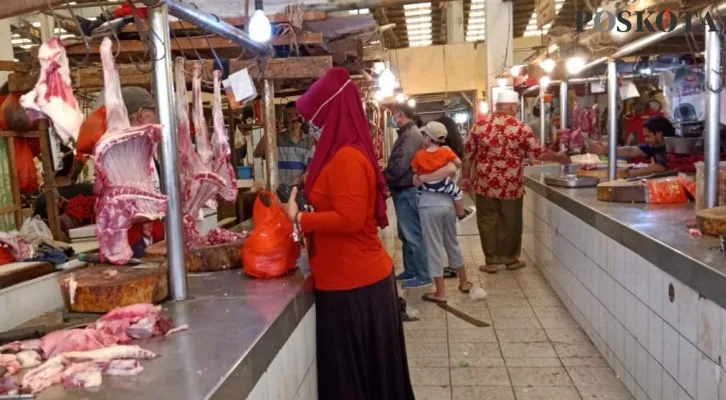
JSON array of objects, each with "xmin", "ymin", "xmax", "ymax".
[{"xmin": 535, "ymin": 0, "xmax": 556, "ymax": 29}]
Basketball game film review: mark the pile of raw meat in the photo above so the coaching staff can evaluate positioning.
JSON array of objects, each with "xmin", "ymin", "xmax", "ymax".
[
  {"xmin": 93, "ymin": 38, "xmax": 168, "ymax": 264},
  {"xmin": 174, "ymin": 58, "xmax": 244, "ymax": 249},
  {"xmin": 0, "ymin": 303, "xmax": 187, "ymax": 395}
]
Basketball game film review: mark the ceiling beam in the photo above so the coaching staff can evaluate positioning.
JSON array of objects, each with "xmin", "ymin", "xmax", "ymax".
[
  {"xmin": 1, "ymin": 0, "xmax": 67, "ymax": 20},
  {"xmin": 120, "ymin": 11, "xmax": 327, "ymax": 33}
]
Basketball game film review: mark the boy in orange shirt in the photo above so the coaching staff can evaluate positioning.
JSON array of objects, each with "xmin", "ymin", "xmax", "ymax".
[{"xmin": 412, "ymin": 121, "xmax": 474, "ymax": 221}]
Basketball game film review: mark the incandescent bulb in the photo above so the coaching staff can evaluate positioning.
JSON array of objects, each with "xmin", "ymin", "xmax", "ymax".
[
  {"xmin": 479, "ymin": 100, "xmax": 489, "ymax": 114},
  {"xmin": 566, "ymin": 57, "xmax": 586, "ymax": 75},
  {"xmin": 373, "ymin": 62, "xmax": 385, "ymax": 74},
  {"xmin": 248, "ymin": 10, "xmax": 272, "ymax": 43},
  {"xmin": 540, "ymin": 58, "xmax": 556, "ymax": 73},
  {"xmin": 510, "ymin": 65, "xmax": 521, "ymax": 76},
  {"xmin": 396, "ymin": 93, "xmax": 406, "ymax": 103},
  {"xmin": 540, "ymin": 76, "xmax": 551, "ymax": 87},
  {"xmin": 407, "ymin": 98, "xmax": 416, "ymax": 108},
  {"xmin": 378, "ymin": 68, "xmax": 397, "ymax": 92},
  {"xmin": 374, "ymin": 90, "xmax": 384, "ymax": 101}
]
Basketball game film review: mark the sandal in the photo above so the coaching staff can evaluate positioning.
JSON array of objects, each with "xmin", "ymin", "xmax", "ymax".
[
  {"xmin": 422, "ymin": 293, "xmax": 447, "ymax": 304},
  {"xmin": 506, "ymin": 261, "xmax": 526, "ymax": 270},
  {"xmin": 443, "ymin": 267, "xmax": 457, "ymax": 279},
  {"xmin": 459, "ymin": 282, "xmax": 473, "ymax": 294},
  {"xmin": 479, "ymin": 264, "xmax": 501, "ymax": 274}
]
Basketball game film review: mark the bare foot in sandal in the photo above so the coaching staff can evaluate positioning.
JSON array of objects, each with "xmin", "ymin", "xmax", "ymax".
[{"xmin": 422, "ymin": 293, "xmax": 447, "ymax": 303}]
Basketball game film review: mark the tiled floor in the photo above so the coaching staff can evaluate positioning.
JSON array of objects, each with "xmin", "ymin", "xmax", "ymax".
[{"xmin": 380, "ymin": 204, "xmax": 634, "ymax": 400}]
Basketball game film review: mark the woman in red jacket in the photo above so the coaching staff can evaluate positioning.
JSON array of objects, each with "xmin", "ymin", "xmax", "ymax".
[{"xmin": 281, "ymin": 68, "xmax": 414, "ymax": 400}]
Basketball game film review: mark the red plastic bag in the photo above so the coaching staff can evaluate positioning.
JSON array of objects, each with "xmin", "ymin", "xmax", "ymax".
[
  {"xmin": 645, "ymin": 177, "xmax": 688, "ymax": 204},
  {"xmin": 242, "ymin": 191, "xmax": 300, "ymax": 278},
  {"xmin": 15, "ymin": 138, "xmax": 38, "ymax": 194},
  {"xmin": 0, "ymin": 246, "xmax": 15, "ymax": 266},
  {"xmin": 77, "ymin": 106, "xmax": 107, "ymax": 155}
]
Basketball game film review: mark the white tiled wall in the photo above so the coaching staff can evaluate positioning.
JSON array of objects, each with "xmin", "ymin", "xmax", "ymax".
[
  {"xmin": 247, "ymin": 306, "xmax": 317, "ymax": 400},
  {"xmin": 522, "ymin": 192, "xmax": 725, "ymax": 400}
]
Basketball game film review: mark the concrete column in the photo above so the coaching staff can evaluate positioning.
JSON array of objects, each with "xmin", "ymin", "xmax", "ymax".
[
  {"xmin": 0, "ymin": 20, "xmax": 13, "ymax": 85},
  {"xmin": 484, "ymin": 0, "xmax": 513, "ymax": 105},
  {"xmin": 446, "ymin": 0, "xmax": 464, "ymax": 44}
]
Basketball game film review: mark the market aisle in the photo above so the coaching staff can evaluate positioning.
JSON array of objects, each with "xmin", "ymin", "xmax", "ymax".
[{"xmin": 382, "ymin": 208, "xmax": 634, "ymax": 400}]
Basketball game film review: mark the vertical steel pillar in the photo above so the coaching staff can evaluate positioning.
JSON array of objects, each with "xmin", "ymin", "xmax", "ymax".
[
  {"xmin": 539, "ymin": 86, "xmax": 546, "ymax": 144},
  {"xmin": 607, "ymin": 60, "xmax": 618, "ymax": 181},
  {"xmin": 150, "ymin": 5, "xmax": 187, "ymax": 300},
  {"xmin": 519, "ymin": 97, "xmax": 526, "ymax": 121},
  {"xmin": 560, "ymin": 80, "xmax": 569, "ymax": 130},
  {"xmin": 262, "ymin": 79, "xmax": 278, "ymax": 189},
  {"xmin": 705, "ymin": 23, "xmax": 722, "ymax": 209}
]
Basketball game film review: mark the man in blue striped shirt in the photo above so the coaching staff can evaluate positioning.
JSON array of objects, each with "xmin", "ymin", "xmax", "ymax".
[{"xmin": 254, "ymin": 102, "xmax": 315, "ymax": 185}]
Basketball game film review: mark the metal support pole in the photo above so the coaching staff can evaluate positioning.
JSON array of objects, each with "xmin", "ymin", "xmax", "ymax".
[
  {"xmin": 607, "ymin": 60, "xmax": 618, "ymax": 181},
  {"xmin": 519, "ymin": 98, "xmax": 526, "ymax": 121},
  {"xmin": 560, "ymin": 80, "xmax": 568, "ymax": 130},
  {"xmin": 150, "ymin": 5, "xmax": 187, "ymax": 300},
  {"xmin": 705, "ymin": 22, "xmax": 722, "ymax": 209},
  {"xmin": 263, "ymin": 79, "xmax": 278, "ymax": 189},
  {"xmin": 539, "ymin": 86, "xmax": 546, "ymax": 145}
]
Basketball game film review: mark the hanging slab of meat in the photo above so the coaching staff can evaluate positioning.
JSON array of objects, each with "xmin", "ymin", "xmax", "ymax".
[
  {"xmin": 192, "ymin": 63, "xmax": 214, "ymax": 169},
  {"xmin": 19, "ymin": 38, "xmax": 84, "ymax": 144},
  {"xmin": 93, "ymin": 38, "xmax": 168, "ymax": 265},
  {"xmin": 212, "ymin": 70, "xmax": 238, "ymax": 203}
]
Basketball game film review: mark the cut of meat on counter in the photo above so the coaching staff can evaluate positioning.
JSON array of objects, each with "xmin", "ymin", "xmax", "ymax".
[
  {"xmin": 0, "ymin": 376, "xmax": 19, "ymax": 395},
  {"xmin": 40, "ymin": 328, "xmax": 117, "ymax": 358},
  {"xmin": 19, "ymin": 38, "xmax": 84, "ymax": 144},
  {"xmin": 91, "ymin": 303, "xmax": 173, "ymax": 343},
  {"xmin": 21, "ymin": 346, "xmax": 156, "ymax": 394},
  {"xmin": 0, "ymin": 354, "xmax": 20, "ymax": 376},
  {"xmin": 93, "ymin": 37, "xmax": 168, "ymax": 265}
]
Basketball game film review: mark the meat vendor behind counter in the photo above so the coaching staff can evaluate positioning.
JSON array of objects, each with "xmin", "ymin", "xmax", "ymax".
[
  {"xmin": 589, "ymin": 115, "xmax": 674, "ymax": 177},
  {"xmin": 78, "ymin": 87, "xmax": 164, "ymax": 256}
]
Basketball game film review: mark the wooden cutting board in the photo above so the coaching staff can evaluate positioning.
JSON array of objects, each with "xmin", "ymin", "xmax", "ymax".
[
  {"xmin": 59, "ymin": 264, "xmax": 169, "ymax": 313},
  {"xmin": 0, "ymin": 261, "xmax": 56, "ymax": 289},
  {"xmin": 577, "ymin": 168, "xmax": 630, "ymax": 181},
  {"xmin": 696, "ymin": 206, "xmax": 726, "ymax": 236},
  {"xmin": 596, "ymin": 180, "xmax": 646, "ymax": 203},
  {"xmin": 145, "ymin": 240, "xmax": 243, "ymax": 272}
]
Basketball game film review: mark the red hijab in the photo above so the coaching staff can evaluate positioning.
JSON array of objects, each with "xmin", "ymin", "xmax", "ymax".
[{"xmin": 297, "ymin": 68, "xmax": 389, "ymax": 228}]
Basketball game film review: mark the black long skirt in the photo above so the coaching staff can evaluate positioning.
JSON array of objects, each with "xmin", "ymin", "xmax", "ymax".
[{"xmin": 316, "ymin": 273, "xmax": 415, "ymax": 400}]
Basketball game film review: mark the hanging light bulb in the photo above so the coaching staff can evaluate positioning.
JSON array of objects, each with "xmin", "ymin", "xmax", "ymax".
[
  {"xmin": 510, "ymin": 65, "xmax": 522, "ymax": 76},
  {"xmin": 396, "ymin": 93, "xmax": 406, "ymax": 103},
  {"xmin": 479, "ymin": 100, "xmax": 489, "ymax": 114},
  {"xmin": 373, "ymin": 62, "xmax": 385, "ymax": 74},
  {"xmin": 540, "ymin": 76, "xmax": 551, "ymax": 87},
  {"xmin": 374, "ymin": 90, "xmax": 384, "ymax": 101},
  {"xmin": 248, "ymin": 10, "xmax": 272, "ymax": 43},
  {"xmin": 540, "ymin": 58, "xmax": 556, "ymax": 73},
  {"xmin": 407, "ymin": 98, "xmax": 416, "ymax": 108},
  {"xmin": 378, "ymin": 68, "xmax": 397, "ymax": 93},
  {"xmin": 566, "ymin": 56, "xmax": 586, "ymax": 75},
  {"xmin": 497, "ymin": 78, "xmax": 508, "ymax": 88}
]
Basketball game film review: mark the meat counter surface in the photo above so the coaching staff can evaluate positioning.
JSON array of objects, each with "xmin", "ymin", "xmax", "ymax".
[
  {"xmin": 524, "ymin": 171, "xmax": 726, "ymax": 311},
  {"xmin": 33, "ymin": 270, "xmax": 314, "ymax": 400}
]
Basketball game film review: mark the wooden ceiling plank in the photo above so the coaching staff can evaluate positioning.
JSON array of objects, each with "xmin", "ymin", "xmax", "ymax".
[{"xmin": 121, "ymin": 11, "xmax": 327, "ymax": 33}]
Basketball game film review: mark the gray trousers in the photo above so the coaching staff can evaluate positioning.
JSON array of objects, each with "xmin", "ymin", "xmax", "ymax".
[{"xmin": 419, "ymin": 204, "xmax": 465, "ymax": 279}]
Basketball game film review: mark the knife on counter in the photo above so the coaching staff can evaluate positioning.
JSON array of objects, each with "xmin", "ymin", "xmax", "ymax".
[{"xmin": 626, "ymin": 170, "xmax": 678, "ymax": 181}]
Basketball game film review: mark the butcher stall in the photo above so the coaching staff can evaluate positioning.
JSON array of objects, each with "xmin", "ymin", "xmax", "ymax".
[
  {"xmin": 0, "ymin": 0, "xmax": 397, "ymax": 397},
  {"xmin": 495, "ymin": 1, "xmax": 726, "ymax": 398}
]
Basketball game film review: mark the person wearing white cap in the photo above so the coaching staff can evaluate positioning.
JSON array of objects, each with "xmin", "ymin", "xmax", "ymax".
[
  {"xmin": 461, "ymin": 90, "xmax": 569, "ymax": 274},
  {"xmin": 412, "ymin": 120, "xmax": 475, "ymax": 303}
]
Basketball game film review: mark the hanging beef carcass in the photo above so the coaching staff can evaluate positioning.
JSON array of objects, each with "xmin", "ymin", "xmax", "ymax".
[
  {"xmin": 191, "ymin": 63, "xmax": 214, "ymax": 170},
  {"xmin": 211, "ymin": 70, "xmax": 238, "ymax": 203},
  {"xmin": 20, "ymin": 38, "xmax": 84, "ymax": 144},
  {"xmin": 174, "ymin": 59, "xmax": 245, "ymax": 249},
  {"xmin": 93, "ymin": 38, "xmax": 168, "ymax": 264}
]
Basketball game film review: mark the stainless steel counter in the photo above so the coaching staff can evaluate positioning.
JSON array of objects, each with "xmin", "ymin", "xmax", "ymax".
[
  {"xmin": 35, "ymin": 270, "xmax": 314, "ymax": 400},
  {"xmin": 525, "ymin": 172, "xmax": 726, "ymax": 310}
]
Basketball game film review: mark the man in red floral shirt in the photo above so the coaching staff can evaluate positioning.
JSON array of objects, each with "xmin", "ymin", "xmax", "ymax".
[{"xmin": 461, "ymin": 90, "xmax": 569, "ymax": 273}]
